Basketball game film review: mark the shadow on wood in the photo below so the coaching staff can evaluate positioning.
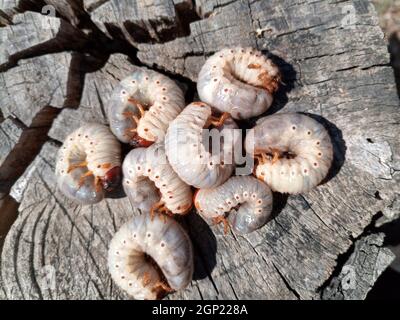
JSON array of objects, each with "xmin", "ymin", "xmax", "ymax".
[
  {"xmin": 184, "ymin": 211, "xmax": 217, "ymax": 281},
  {"xmin": 303, "ymin": 113, "xmax": 347, "ymax": 185},
  {"xmin": 265, "ymin": 53, "xmax": 297, "ymax": 116},
  {"xmin": 270, "ymin": 192, "xmax": 289, "ymax": 221}
]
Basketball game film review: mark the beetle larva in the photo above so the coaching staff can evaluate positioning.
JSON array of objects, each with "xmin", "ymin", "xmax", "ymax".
[
  {"xmin": 197, "ymin": 47, "xmax": 281, "ymax": 120},
  {"xmin": 165, "ymin": 102, "xmax": 238, "ymax": 189},
  {"xmin": 195, "ymin": 176, "xmax": 273, "ymax": 234},
  {"xmin": 55, "ymin": 123, "xmax": 122, "ymax": 204},
  {"xmin": 108, "ymin": 213, "xmax": 194, "ymax": 300},
  {"xmin": 123, "ymin": 143, "xmax": 192, "ymax": 216},
  {"xmin": 245, "ymin": 113, "xmax": 333, "ymax": 194},
  {"xmin": 107, "ymin": 67, "xmax": 185, "ymax": 147}
]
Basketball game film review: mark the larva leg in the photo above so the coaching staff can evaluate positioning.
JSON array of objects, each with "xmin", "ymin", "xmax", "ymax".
[
  {"xmin": 128, "ymin": 98, "xmax": 146, "ymax": 116},
  {"xmin": 121, "ymin": 111, "xmax": 154, "ymax": 148},
  {"xmin": 67, "ymin": 161, "xmax": 88, "ymax": 173},
  {"xmin": 213, "ymin": 216, "xmax": 230, "ymax": 235},
  {"xmin": 142, "ymin": 271, "xmax": 152, "ymax": 287},
  {"xmin": 121, "ymin": 113, "xmax": 153, "ymax": 148},
  {"xmin": 94, "ymin": 176, "xmax": 102, "ymax": 192},
  {"xmin": 150, "ymin": 201, "xmax": 171, "ymax": 221},
  {"xmin": 258, "ymin": 71, "xmax": 281, "ymax": 93},
  {"xmin": 153, "ymin": 281, "xmax": 174, "ymax": 293},
  {"xmin": 255, "ymin": 151, "xmax": 269, "ymax": 164},
  {"xmin": 100, "ymin": 163, "xmax": 112, "ymax": 170},
  {"xmin": 271, "ymin": 148, "xmax": 280, "ymax": 165},
  {"xmin": 78, "ymin": 171, "xmax": 93, "ymax": 187},
  {"xmin": 122, "ymin": 111, "xmax": 140, "ymax": 125},
  {"xmin": 248, "ymin": 63, "xmax": 261, "ymax": 69},
  {"xmin": 206, "ymin": 112, "xmax": 230, "ymax": 128}
]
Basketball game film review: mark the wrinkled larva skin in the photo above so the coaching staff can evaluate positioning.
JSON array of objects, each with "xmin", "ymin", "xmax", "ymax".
[
  {"xmin": 195, "ymin": 176, "xmax": 273, "ymax": 234},
  {"xmin": 245, "ymin": 113, "xmax": 333, "ymax": 194},
  {"xmin": 123, "ymin": 143, "xmax": 193, "ymax": 214},
  {"xmin": 55, "ymin": 123, "xmax": 122, "ymax": 204},
  {"xmin": 108, "ymin": 214, "xmax": 194, "ymax": 300},
  {"xmin": 107, "ymin": 67, "xmax": 185, "ymax": 144},
  {"xmin": 165, "ymin": 102, "xmax": 238, "ymax": 189},
  {"xmin": 197, "ymin": 47, "xmax": 281, "ymax": 120}
]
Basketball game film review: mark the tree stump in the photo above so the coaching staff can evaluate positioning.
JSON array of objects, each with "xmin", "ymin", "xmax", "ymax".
[{"xmin": 0, "ymin": 0, "xmax": 399, "ymax": 300}]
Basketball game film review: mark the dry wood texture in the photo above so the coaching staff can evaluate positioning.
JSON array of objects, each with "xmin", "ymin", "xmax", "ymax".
[{"xmin": 0, "ymin": 0, "xmax": 399, "ymax": 300}]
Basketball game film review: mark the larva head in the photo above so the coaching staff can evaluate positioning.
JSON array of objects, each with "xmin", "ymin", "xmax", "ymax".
[
  {"xmin": 103, "ymin": 166, "xmax": 122, "ymax": 191},
  {"xmin": 130, "ymin": 133, "xmax": 154, "ymax": 148}
]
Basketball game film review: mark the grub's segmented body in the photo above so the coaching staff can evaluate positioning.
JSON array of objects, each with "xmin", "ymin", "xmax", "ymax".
[
  {"xmin": 107, "ymin": 67, "xmax": 185, "ymax": 145},
  {"xmin": 245, "ymin": 113, "xmax": 333, "ymax": 194},
  {"xmin": 55, "ymin": 124, "xmax": 121, "ymax": 204},
  {"xmin": 108, "ymin": 214, "xmax": 193, "ymax": 300},
  {"xmin": 195, "ymin": 176, "xmax": 273, "ymax": 234},
  {"xmin": 197, "ymin": 47, "xmax": 281, "ymax": 120},
  {"xmin": 165, "ymin": 102, "xmax": 238, "ymax": 189},
  {"xmin": 123, "ymin": 143, "xmax": 192, "ymax": 214}
]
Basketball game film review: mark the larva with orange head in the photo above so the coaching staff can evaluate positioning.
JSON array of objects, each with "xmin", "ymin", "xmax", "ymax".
[
  {"xmin": 123, "ymin": 143, "xmax": 192, "ymax": 215},
  {"xmin": 107, "ymin": 67, "xmax": 185, "ymax": 147},
  {"xmin": 197, "ymin": 47, "xmax": 281, "ymax": 120},
  {"xmin": 165, "ymin": 102, "xmax": 238, "ymax": 189},
  {"xmin": 108, "ymin": 213, "xmax": 194, "ymax": 300},
  {"xmin": 194, "ymin": 176, "xmax": 273, "ymax": 234},
  {"xmin": 55, "ymin": 123, "xmax": 122, "ymax": 204},
  {"xmin": 245, "ymin": 113, "xmax": 333, "ymax": 194}
]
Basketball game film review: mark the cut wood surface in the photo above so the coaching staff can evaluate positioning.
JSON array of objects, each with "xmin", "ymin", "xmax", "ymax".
[
  {"xmin": 0, "ymin": 0, "xmax": 399, "ymax": 299},
  {"xmin": 322, "ymin": 233, "xmax": 395, "ymax": 300}
]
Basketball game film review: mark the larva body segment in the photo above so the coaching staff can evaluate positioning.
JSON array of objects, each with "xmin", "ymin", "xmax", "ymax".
[
  {"xmin": 108, "ymin": 214, "xmax": 194, "ymax": 300},
  {"xmin": 197, "ymin": 47, "xmax": 281, "ymax": 120},
  {"xmin": 123, "ymin": 143, "xmax": 192, "ymax": 214},
  {"xmin": 195, "ymin": 176, "xmax": 273, "ymax": 234},
  {"xmin": 245, "ymin": 113, "xmax": 333, "ymax": 194},
  {"xmin": 165, "ymin": 102, "xmax": 238, "ymax": 189},
  {"xmin": 55, "ymin": 123, "xmax": 122, "ymax": 204},
  {"xmin": 107, "ymin": 67, "xmax": 185, "ymax": 146}
]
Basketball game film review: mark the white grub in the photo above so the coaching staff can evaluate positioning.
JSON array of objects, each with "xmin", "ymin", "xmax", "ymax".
[
  {"xmin": 245, "ymin": 113, "xmax": 333, "ymax": 194},
  {"xmin": 55, "ymin": 123, "xmax": 121, "ymax": 205},
  {"xmin": 197, "ymin": 47, "xmax": 281, "ymax": 120},
  {"xmin": 107, "ymin": 67, "xmax": 185, "ymax": 146},
  {"xmin": 108, "ymin": 214, "xmax": 193, "ymax": 300},
  {"xmin": 195, "ymin": 176, "xmax": 273, "ymax": 234},
  {"xmin": 165, "ymin": 102, "xmax": 238, "ymax": 189},
  {"xmin": 123, "ymin": 143, "xmax": 192, "ymax": 215}
]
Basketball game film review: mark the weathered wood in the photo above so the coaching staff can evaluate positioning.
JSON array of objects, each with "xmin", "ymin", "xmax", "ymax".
[
  {"xmin": 90, "ymin": 0, "xmax": 196, "ymax": 45},
  {"xmin": 0, "ymin": 0, "xmax": 45, "ymax": 25},
  {"xmin": 0, "ymin": 11, "xmax": 89, "ymax": 127},
  {"xmin": 0, "ymin": 0, "xmax": 399, "ymax": 300},
  {"xmin": 47, "ymin": 54, "xmax": 133, "ymax": 142},
  {"xmin": 0, "ymin": 117, "xmax": 50, "ymax": 194},
  {"xmin": 322, "ymin": 233, "xmax": 395, "ymax": 300}
]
